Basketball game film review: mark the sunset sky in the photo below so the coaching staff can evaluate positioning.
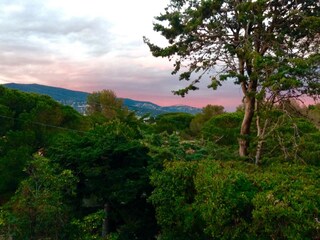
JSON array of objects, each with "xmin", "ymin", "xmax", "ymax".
[{"xmin": 0, "ymin": 0, "xmax": 243, "ymax": 110}]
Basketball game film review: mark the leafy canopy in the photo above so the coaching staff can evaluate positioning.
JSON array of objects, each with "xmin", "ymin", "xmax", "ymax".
[
  {"xmin": 144, "ymin": 0, "xmax": 320, "ymax": 98},
  {"xmin": 145, "ymin": 0, "xmax": 320, "ymax": 157}
]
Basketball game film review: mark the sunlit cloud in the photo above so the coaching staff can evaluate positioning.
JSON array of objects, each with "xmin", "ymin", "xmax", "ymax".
[{"xmin": 0, "ymin": 0, "xmax": 243, "ymax": 111}]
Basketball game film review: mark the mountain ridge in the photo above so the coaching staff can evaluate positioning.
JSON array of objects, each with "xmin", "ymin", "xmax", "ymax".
[{"xmin": 2, "ymin": 83, "xmax": 201, "ymax": 116}]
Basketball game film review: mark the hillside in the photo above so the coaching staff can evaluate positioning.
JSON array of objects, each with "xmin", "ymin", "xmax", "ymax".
[{"xmin": 3, "ymin": 83, "xmax": 201, "ymax": 116}]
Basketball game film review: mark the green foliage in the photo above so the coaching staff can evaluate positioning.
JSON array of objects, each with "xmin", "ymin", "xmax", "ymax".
[
  {"xmin": 144, "ymin": 132, "xmax": 209, "ymax": 171},
  {"xmin": 0, "ymin": 86, "xmax": 87, "ymax": 135},
  {"xmin": 149, "ymin": 161, "xmax": 205, "ymax": 240},
  {"xmin": 298, "ymin": 131, "xmax": 320, "ymax": 166},
  {"xmin": 0, "ymin": 145, "xmax": 33, "ymax": 203},
  {"xmin": 194, "ymin": 161, "xmax": 257, "ymax": 239},
  {"xmin": 152, "ymin": 112, "xmax": 194, "ymax": 136},
  {"xmin": 150, "ymin": 160, "xmax": 320, "ymax": 239},
  {"xmin": 0, "ymin": 86, "xmax": 88, "ymax": 203},
  {"xmin": 202, "ymin": 112, "xmax": 243, "ymax": 145},
  {"xmin": 0, "ymin": 104, "xmax": 13, "ymax": 135},
  {"xmin": 48, "ymin": 120, "xmax": 157, "ymax": 239},
  {"xmin": 307, "ymin": 103, "xmax": 320, "ymax": 128},
  {"xmin": 251, "ymin": 163, "xmax": 320, "ymax": 239},
  {"xmin": 1, "ymin": 85, "xmax": 320, "ymax": 239},
  {"xmin": 145, "ymin": 0, "xmax": 320, "ymax": 157},
  {"xmin": 190, "ymin": 104, "xmax": 224, "ymax": 136},
  {"xmin": 70, "ymin": 210, "xmax": 105, "ymax": 240},
  {"xmin": 0, "ymin": 130, "xmax": 36, "ymax": 203},
  {"xmin": 86, "ymin": 89, "xmax": 129, "ymax": 123},
  {"xmin": 259, "ymin": 114, "xmax": 320, "ymax": 165},
  {"xmin": 0, "ymin": 155, "xmax": 77, "ymax": 239}
]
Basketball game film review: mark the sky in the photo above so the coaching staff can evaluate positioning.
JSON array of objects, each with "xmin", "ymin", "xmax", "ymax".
[{"xmin": 0, "ymin": 0, "xmax": 243, "ymax": 110}]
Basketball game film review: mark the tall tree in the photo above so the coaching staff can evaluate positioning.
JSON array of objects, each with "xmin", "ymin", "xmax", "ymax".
[
  {"xmin": 47, "ymin": 121, "xmax": 157, "ymax": 239},
  {"xmin": 86, "ymin": 89, "xmax": 128, "ymax": 121},
  {"xmin": 144, "ymin": 0, "xmax": 320, "ymax": 157}
]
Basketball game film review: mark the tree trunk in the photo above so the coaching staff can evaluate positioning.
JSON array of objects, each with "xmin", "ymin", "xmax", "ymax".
[
  {"xmin": 255, "ymin": 114, "xmax": 269, "ymax": 165},
  {"xmin": 239, "ymin": 95, "xmax": 255, "ymax": 157},
  {"xmin": 255, "ymin": 139, "xmax": 263, "ymax": 165},
  {"xmin": 101, "ymin": 203, "xmax": 109, "ymax": 238}
]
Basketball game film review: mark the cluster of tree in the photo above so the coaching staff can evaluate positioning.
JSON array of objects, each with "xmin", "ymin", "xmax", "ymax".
[
  {"xmin": 0, "ymin": 87, "xmax": 154, "ymax": 239},
  {"xmin": 0, "ymin": 85, "xmax": 319, "ymax": 239},
  {"xmin": 0, "ymin": 86, "xmax": 88, "ymax": 204},
  {"xmin": 144, "ymin": 0, "xmax": 320, "ymax": 158},
  {"xmin": 1, "ymin": 0, "xmax": 320, "ymax": 239}
]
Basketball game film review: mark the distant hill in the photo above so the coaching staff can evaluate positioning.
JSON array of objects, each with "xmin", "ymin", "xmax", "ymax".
[{"xmin": 3, "ymin": 83, "xmax": 201, "ymax": 116}]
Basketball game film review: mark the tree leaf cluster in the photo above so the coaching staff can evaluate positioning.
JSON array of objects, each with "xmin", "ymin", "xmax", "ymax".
[{"xmin": 150, "ymin": 160, "xmax": 320, "ymax": 239}]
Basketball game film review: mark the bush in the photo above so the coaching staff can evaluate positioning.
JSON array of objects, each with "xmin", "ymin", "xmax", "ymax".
[
  {"xmin": 201, "ymin": 112, "xmax": 243, "ymax": 146},
  {"xmin": 150, "ymin": 160, "xmax": 320, "ymax": 239}
]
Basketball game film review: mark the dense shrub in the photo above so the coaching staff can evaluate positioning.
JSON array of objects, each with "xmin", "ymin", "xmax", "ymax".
[
  {"xmin": 201, "ymin": 112, "xmax": 243, "ymax": 145},
  {"xmin": 150, "ymin": 160, "xmax": 320, "ymax": 239}
]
